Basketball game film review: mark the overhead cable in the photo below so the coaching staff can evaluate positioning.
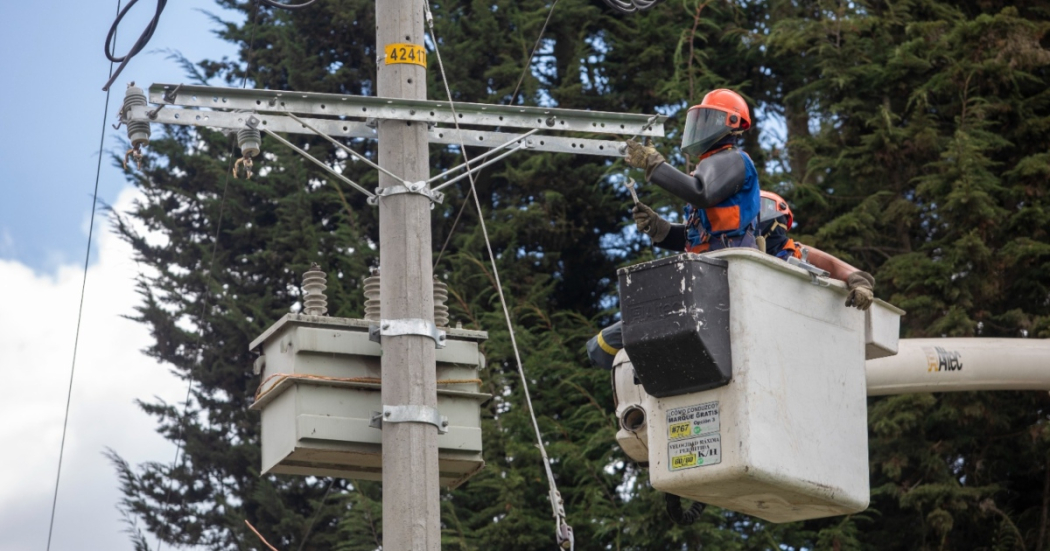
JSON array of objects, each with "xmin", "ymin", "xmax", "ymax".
[
  {"xmin": 434, "ymin": 0, "xmax": 561, "ymax": 269},
  {"xmin": 47, "ymin": 4, "xmax": 123, "ymax": 550},
  {"xmin": 422, "ymin": 1, "xmax": 574, "ymax": 548},
  {"xmin": 259, "ymin": 0, "xmax": 319, "ymax": 9},
  {"xmin": 102, "ymin": 0, "xmax": 167, "ymax": 91},
  {"xmin": 155, "ymin": 3, "xmax": 266, "ymax": 549},
  {"xmin": 600, "ymin": 0, "xmax": 662, "ymax": 14}
]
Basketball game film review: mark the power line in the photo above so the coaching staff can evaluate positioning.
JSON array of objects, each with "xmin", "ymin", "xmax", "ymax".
[
  {"xmin": 103, "ymin": 0, "xmax": 168, "ymax": 91},
  {"xmin": 260, "ymin": 0, "xmax": 319, "ymax": 9},
  {"xmin": 46, "ymin": 3, "xmax": 123, "ymax": 550},
  {"xmin": 423, "ymin": 1, "xmax": 574, "ymax": 547}
]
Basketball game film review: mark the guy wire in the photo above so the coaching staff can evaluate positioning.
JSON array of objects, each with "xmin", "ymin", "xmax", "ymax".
[
  {"xmin": 46, "ymin": 4, "xmax": 122, "ymax": 550},
  {"xmin": 423, "ymin": 0, "xmax": 573, "ymax": 543}
]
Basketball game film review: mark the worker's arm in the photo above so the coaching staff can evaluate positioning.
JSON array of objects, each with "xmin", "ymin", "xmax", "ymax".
[
  {"xmin": 799, "ymin": 245, "xmax": 859, "ymax": 283},
  {"xmin": 800, "ymin": 244, "xmax": 876, "ymax": 310},
  {"xmin": 648, "ymin": 149, "xmax": 745, "ymax": 208},
  {"xmin": 624, "ymin": 140, "xmax": 745, "ymax": 208}
]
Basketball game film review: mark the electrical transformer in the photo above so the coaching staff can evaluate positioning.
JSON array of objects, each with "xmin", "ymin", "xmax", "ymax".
[
  {"xmin": 250, "ymin": 314, "xmax": 489, "ymax": 489},
  {"xmin": 613, "ymin": 249, "xmax": 904, "ymax": 523}
]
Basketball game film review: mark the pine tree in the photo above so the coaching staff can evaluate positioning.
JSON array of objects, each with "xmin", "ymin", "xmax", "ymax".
[
  {"xmin": 111, "ymin": 0, "xmax": 1050, "ymax": 549},
  {"xmin": 765, "ymin": 2, "xmax": 1050, "ymax": 549}
]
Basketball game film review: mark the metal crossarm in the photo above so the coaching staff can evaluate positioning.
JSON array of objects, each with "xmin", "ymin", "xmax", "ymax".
[
  {"xmin": 147, "ymin": 83, "xmax": 666, "ymax": 138},
  {"xmin": 127, "ymin": 104, "xmax": 634, "ymax": 157}
]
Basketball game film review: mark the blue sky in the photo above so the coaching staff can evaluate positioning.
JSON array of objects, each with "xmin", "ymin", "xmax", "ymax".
[
  {"xmin": 0, "ymin": 2, "xmax": 243, "ymax": 550},
  {"xmin": 0, "ymin": 0, "xmax": 241, "ymax": 273}
]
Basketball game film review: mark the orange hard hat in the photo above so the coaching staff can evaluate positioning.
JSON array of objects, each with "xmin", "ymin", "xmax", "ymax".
[
  {"xmin": 681, "ymin": 89, "xmax": 752, "ymax": 156},
  {"xmin": 760, "ymin": 190, "xmax": 793, "ymax": 229}
]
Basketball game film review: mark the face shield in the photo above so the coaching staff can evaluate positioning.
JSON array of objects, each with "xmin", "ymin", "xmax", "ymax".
[
  {"xmin": 681, "ymin": 107, "xmax": 735, "ymax": 157},
  {"xmin": 759, "ymin": 195, "xmax": 780, "ymax": 222}
]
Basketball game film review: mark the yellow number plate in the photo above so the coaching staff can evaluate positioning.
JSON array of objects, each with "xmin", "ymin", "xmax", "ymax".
[
  {"xmin": 671, "ymin": 454, "xmax": 698, "ymax": 470},
  {"xmin": 669, "ymin": 422, "xmax": 692, "ymax": 440},
  {"xmin": 385, "ymin": 43, "xmax": 427, "ymax": 68}
]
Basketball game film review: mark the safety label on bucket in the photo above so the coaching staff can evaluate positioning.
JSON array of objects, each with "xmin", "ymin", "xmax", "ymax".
[
  {"xmin": 668, "ymin": 434, "xmax": 721, "ymax": 471},
  {"xmin": 666, "ymin": 401, "xmax": 720, "ymax": 441}
]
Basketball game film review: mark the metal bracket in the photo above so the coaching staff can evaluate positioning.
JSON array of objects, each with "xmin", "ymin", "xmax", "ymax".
[
  {"xmin": 556, "ymin": 518, "xmax": 575, "ymax": 550},
  {"xmin": 369, "ymin": 405, "xmax": 449, "ymax": 434},
  {"xmin": 369, "ymin": 318, "xmax": 447, "ymax": 348},
  {"xmin": 787, "ymin": 251, "xmax": 831, "ymax": 286},
  {"xmin": 162, "ymin": 84, "xmax": 182, "ymax": 104},
  {"xmin": 146, "ymin": 103, "xmax": 167, "ymax": 120},
  {"xmin": 367, "ymin": 181, "xmax": 445, "ymax": 206}
]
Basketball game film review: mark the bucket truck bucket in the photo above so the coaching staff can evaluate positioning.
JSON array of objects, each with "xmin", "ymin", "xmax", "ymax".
[{"xmin": 614, "ymin": 249, "xmax": 904, "ymax": 523}]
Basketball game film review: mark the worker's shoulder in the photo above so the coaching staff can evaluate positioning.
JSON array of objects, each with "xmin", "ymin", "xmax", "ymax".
[{"xmin": 696, "ymin": 146, "xmax": 749, "ymax": 172}]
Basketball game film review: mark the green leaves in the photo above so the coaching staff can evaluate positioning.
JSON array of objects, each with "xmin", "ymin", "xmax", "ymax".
[{"xmin": 112, "ymin": 0, "xmax": 1050, "ymax": 549}]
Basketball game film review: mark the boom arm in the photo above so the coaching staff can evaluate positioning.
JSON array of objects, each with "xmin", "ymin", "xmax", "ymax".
[{"xmin": 866, "ymin": 338, "xmax": 1050, "ymax": 396}]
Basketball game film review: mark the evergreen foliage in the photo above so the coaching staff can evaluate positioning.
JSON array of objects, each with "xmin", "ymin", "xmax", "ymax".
[{"xmin": 110, "ymin": 0, "xmax": 1050, "ymax": 549}]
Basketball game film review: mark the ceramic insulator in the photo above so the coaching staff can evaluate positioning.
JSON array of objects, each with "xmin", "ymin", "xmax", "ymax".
[
  {"xmin": 301, "ymin": 263, "xmax": 328, "ymax": 316},
  {"xmin": 237, "ymin": 126, "xmax": 262, "ymax": 158},
  {"xmin": 124, "ymin": 83, "xmax": 151, "ymax": 147},
  {"xmin": 362, "ymin": 273, "xmax": 448, "ymax": 326},
  {"xmin": 433, "ymin": 280, "xmax": 449, "ymax": 327},
  {"xmin": 363, "ymin": 274, "xmax": 381, "ymax": 321}
]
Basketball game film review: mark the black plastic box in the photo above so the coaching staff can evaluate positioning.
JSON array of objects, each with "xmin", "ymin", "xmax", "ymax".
[{"xmin": 617, "ymin": 254, "xmax": 732, "ymax": 398}]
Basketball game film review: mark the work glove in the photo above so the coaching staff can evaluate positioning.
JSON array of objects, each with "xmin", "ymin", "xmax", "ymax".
[
  {"xmin": 624, "ymin": 139, "xmax": 665, "ymax": 181},
  {"xmin": 845, "ymin": 271, "xmax": 875, "ymax": 310},
  {"xmin": 632, "ymin": 203, "xmax": 671, "ymax": 243}
]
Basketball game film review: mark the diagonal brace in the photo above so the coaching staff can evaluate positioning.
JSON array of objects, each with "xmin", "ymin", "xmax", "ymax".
[
  {"xmin": 260, "ymin": 126, "xmax": 376, "ymax": 199},
  {"xmin": 431, "ymin": 139, "xmax": 533, "ymax": 193},
  {"xmin": 428, "ymin": 128, "xmax": 542, "ymax": 186}
]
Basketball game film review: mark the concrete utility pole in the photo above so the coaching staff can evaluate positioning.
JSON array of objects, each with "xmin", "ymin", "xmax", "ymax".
[{"xmin": 376, "ymin": 0, "xmax": 440, "ymax": 549}]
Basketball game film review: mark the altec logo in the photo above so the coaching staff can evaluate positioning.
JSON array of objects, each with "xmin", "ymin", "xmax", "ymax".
[{"xmin": 923, "ymin": 346, "xmax": 963, "ymax": 372}]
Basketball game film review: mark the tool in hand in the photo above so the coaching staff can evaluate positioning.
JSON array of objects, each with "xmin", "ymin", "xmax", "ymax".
[
  {"xmin": 624, "ymin": 177, "xmax": 641, "ymax": 205},
  {"xmin": 623, "ymin": 177, "xmax": 650, "ymax": 233}
]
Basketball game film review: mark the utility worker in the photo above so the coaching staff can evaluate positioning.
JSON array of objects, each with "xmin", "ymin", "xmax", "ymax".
[
  {"xmin": 588, "ymin": 90, "xmax": 759, "ymax": 370},
  {"xmin": 757, "ymin": 190, "xmax": 876, "ymax": 310},
  {"xmin": 624, "ymin": 89, "xmax": 761, "ymax": 253}
]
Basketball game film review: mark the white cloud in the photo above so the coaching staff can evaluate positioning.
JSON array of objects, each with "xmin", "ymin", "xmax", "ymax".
[{"xmin": 0, "ymin": 187, "xmax": 187, "ymax": 551}]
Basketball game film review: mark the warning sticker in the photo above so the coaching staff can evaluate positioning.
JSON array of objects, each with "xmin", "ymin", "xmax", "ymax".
[
  {"xmin": 666, "ymin": 401, "xmax": 719, "ymax": 440},
  {"xmin": 668, "ymin": 434, "xmax": 721, "ymax": 471}
]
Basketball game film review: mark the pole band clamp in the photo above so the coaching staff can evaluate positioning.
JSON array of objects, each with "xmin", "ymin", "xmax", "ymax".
[
  {"xmin": 367, "ymin": 181, "xmax": 445, "ymax": 206},
  {"xmin": 369, "ymin": 318, "xmax": 447, "ymax": 348},
  {"xmin": 369, "ymin": 405, "xmax": 449, "ymax": 434}
]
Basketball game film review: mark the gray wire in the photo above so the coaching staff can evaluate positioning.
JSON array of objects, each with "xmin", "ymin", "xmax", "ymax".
[
  {"xmin": 47, "ymin": 4, "xmax": 122, "ymax": 549},
  {"xmin": 433, "ymin": 0, "xmax": 561, "ymax": 269},
  {"xmin": 509, "ymin": 0, "xmax": 560, "ymax": 106},
  {"xmin": 423, "ymin": 0, "xmax": 571, "ymax": 536},
  {"xmin": 296, "ymin": 478, "xmax": 336, "ymax": 551},
  {"xmin": 155, "ymin": 4, "xmax": 262, "ymax": 550},
  {"xmin": 259, "ymin": 0, "xmax": 318, "ymax": 9}
]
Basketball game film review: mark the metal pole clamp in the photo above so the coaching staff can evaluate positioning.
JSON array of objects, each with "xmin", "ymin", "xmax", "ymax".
[
  {"xmin": 370, "ymin": 405, "xmax": 449, "ymax": 434},
  {"xmin": 367, "ymin": 181, "xmax": 445, "ymax": 206},
  {"xmin": 369, "ymin": 318, "xmax": 447, "ymax": 348}
]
